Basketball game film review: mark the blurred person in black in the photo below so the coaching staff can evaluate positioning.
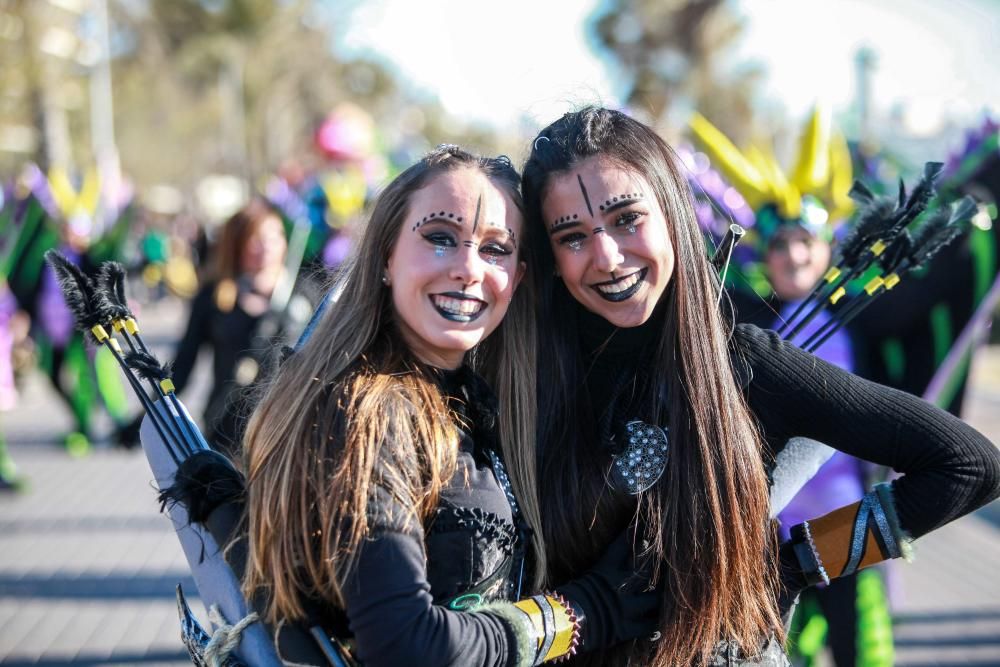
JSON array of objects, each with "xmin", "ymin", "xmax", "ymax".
[{"xmin": 168, "ymin": 198, "xmax": 289, "ymax": 455}]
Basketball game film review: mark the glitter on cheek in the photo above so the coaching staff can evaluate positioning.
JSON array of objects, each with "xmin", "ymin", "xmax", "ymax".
[{"xmin": 435, "ymin": 246, "xmax": 446, "ymax": 257}]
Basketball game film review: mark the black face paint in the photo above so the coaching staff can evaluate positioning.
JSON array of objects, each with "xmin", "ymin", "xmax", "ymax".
[
  {"xmin": 593, "ymin": 226, "xmax": 606, "ymax": 235},
  {"xmin": 412, "ymin": 211, "xmax": 464, "ymax": 232},
  {"xmin": 577, "ymin": 174, "xmax": 594, "ymax": 217},
  {"xmin": 472, "ymin": 194, "xmax": 482, "ymax": 233},
  {"xmin": 462, "ymin": 240, "xmax": 477, "ymax": 248},
  {"xmin": 549, "ymin": 214, "xmax": 579, "ymax": 234},
  {"xmin": 599, "ymin": 193, "xmax": 644, "ymax": 212}
]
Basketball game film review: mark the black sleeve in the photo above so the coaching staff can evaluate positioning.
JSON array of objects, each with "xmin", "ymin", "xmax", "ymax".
[
  {"xmin": 170, "ymin": 284, "xmax": 214, "ymax": 394},
  {"xmin": 340, "ymin": 484, "xmax": 517, "ymax": 667},
  {"xmin": 734, "ymin": 323, "xmax": 1000, "ymax": 538}
]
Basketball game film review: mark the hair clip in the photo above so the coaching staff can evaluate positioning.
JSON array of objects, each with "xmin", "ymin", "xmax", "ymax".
[{"xmin": 533, "ymin": 136, "xmax": 551, "ymax": 152}]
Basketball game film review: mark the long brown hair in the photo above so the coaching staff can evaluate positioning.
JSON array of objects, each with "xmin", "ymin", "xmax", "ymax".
[
  {"xmin": 242, "ymin": 146, "xmax": 544, "ymax": 624},
  {"xmin": 210, "ymin": 198, "xmax": 283, "ymax": 312},
  {"xmin": 522, "ymin": 108, "xmax": 780, "ymax": 665}
]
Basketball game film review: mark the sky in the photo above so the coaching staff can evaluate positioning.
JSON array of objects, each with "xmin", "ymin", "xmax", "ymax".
[{"xmin": 334, "ymin": 0, "xmax": 1000, "ymax": 137}]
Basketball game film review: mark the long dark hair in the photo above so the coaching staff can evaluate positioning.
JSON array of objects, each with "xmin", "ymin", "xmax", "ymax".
[
  {"xmin": 243, "ymin": 146, "xmax": 545, "ymax": 624},
  {"xmin": 522, "ymin": 108, "xmax": 780, "ymax": 665}
]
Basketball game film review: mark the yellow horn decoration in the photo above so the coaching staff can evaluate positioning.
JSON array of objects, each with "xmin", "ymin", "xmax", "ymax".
[
  {"xmin": 688, "ymin": 112, "xmax": 771, "ymax": 211},
  {"xmin": 790, "ymin": 105, "xmax": 832, "ymax": 196},
  {"xmin": 48, "ymin": 167, "xmax": 77, "ymax": 218},
  {"xmin": 78, "ymin": 168, "xmax": 102, "ymax": 217}
]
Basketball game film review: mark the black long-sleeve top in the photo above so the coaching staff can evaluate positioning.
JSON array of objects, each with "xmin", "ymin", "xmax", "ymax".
[
  {"xmin": 564, "ymin": 310, "xmax": 999, "ymax": 664},
  {"xmin": 580, "ymin": 310, "xmax": 999, "ymax": 541},
  {"xmin": 733, "ymin": 324, "xmax": 1000, "ymax": 538},
  {"xmin": 171, "ymin": 280, "xmax": 274, "ymax": 451},
  {"xmin": 313, "ymin": 366, "xmax": 528, "ymax": 667}
]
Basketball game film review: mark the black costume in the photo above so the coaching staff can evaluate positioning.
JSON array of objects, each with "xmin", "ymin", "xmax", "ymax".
[
  {"xmin": 172, "ymin": 280, "xmax": 280, "ymax": 452},
  {"xmin": 315, "ymin": 365, "xmax": 530, "ymax": 667},
  {"xmin": 551, "ymin": 304, "xmax": 1000, "ymax": 664}
]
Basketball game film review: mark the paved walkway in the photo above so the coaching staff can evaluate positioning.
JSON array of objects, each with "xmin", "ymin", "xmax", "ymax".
[{"xmin": 1, "ymin": 298, "xmax": 998, "ymax": 666}]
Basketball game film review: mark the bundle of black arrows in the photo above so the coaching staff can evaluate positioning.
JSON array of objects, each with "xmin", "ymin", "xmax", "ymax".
[
  {"xmin": 775, "ymin": 162, "xmax": 978, "ymax": 353},
  {"xmin": 43, "ymin": 251, "xmax": 243, "ymax": 525}
]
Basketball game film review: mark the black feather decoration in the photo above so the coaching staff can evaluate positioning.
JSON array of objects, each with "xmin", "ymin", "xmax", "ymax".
[
  {"xmin": 897, "ymin": 179, "xmax": 907, "ymax": 209},
  {"xmin": 98, "ymin": 261, "xmax": 132, "ymax": 321},
  {"xmin": 157, "ymin": 449, "xmax": 244, "ymax": 524},
  {"xmin": 878, "ymin": 229, "xmax": 913, "ymax": 272},
  {"xmin": 907, "ymin": 203, "xmax": 970, "ymax": 269},
  {"xmin": 950, "ymin": 195, "xmax": 978, "ymax": 225},
  {"xmin": 124, "ymin": 350, "xmax": 172, "ymax": 381},
  {"xmin": 44, "ymin": 250, "xmax": 107, "ymax": 338},
  {"xmin": 896, "ymin": 161, "xmax": 944, "ymax": 228},
  {"xmin": 848, "ymin": 180, "xmax": 875, "ymax": 205},
  {"xmin": 904, "ymin": 162, "xmax": 944, "ymax": 211},
  {"xmin": 837, "ymin": 196, "xmax": 896, "ymax": 266}
]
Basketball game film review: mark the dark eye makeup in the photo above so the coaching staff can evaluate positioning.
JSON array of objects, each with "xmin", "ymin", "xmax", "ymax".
[{"xmin": 422, "ymin": 231, "xmax": 456, "ymax": 247}]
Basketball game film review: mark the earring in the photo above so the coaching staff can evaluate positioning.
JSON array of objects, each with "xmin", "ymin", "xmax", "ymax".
[{"xmin": 382, "ymin": 274, "xmax": 390, "ymax": 286}]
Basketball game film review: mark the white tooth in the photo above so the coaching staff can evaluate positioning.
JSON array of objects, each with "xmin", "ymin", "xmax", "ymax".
[{"xmin": 598, "ymin": 273, "xmax": 639, "ymax": 294}]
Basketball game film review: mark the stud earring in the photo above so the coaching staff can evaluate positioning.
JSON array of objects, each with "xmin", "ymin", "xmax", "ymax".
[{"xmin": 382, "ymin": 274, "xmax": 390, "ymax": 286}]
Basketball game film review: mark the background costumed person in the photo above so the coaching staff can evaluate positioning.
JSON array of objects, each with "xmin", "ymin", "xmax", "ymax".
[{"xmin": 166, "ymin": 198, "xmax": 291, "ymax": 455}]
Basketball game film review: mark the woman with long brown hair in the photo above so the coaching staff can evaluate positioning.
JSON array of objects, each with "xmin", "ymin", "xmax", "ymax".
[
  {"xmin": 169, "ymin": 198, "xmax": 289, "ymax": 453},
  {"xmin": 521, "ymin": 108, "xmax": 1000, "ymax": 665},
  {"xmin": 241, "ymin": 145, "xmax": 657, "ymax": 666}
]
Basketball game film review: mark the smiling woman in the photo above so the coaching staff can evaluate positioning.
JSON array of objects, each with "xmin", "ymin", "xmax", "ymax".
[
  {"xmin": 521, "ymin": 107, "xmax": 1000, "ymax": 666},
  {"xmin": 387, "ymin": 168, "xmax": 524, "ymax": 368},
  {"xmin": 541, "ymin": 158, "xmax": 674, "ymax": 328}
]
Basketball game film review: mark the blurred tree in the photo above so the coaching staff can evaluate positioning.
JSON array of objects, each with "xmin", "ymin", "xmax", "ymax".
[
  {"xmin": 590, "ymin": 0, "xmax": 764, "ymax": 142},
  {"xmin": 106, "ymin": 0, "xmax": 501, "ymax": 193},
  {"xmin": 0, "ymin": 0, "xmax": 92, "ymax": 173}
]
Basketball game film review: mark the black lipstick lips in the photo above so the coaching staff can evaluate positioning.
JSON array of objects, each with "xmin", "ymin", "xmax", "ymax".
[
  {"xmin": 592, "ymin": 268, "xmax": 647, "ymax": 302},
  {"xmin": 429, "ymin": 292, "xmax": 486, "ymax": 323}
]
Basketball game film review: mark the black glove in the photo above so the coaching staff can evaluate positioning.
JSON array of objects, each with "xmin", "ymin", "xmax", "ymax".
[
  {"xmin": 555, "ymin": 528, "xmax": 659, "ymax": 651},
  {"xmin": 776, "ymin": 539, "xmax": 809, "ymax": 620}
]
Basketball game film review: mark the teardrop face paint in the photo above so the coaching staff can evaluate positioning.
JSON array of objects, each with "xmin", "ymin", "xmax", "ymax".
[
  {"xmin": 542, "ymin": 157, "xmax": 674, "ymax": 328},
  {"xmin": 386, "ymin": 168, "xmax": 525, "ymax": 368}
]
